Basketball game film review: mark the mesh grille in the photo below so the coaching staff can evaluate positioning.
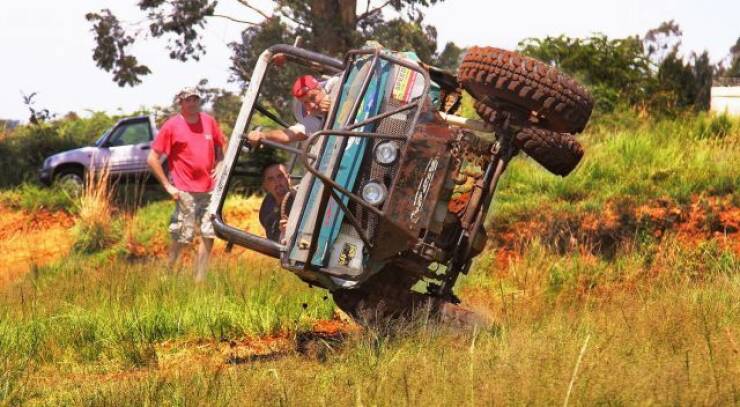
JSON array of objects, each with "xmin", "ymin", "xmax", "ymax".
[{"xmin": 348, "ymin": 100, "xmax": 411, "ymax": 239}]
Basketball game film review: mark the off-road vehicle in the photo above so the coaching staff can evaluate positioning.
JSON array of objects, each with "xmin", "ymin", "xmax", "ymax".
[{"xmin": 208, "ymin": 43, "xmax": 593, "ymax": 324}]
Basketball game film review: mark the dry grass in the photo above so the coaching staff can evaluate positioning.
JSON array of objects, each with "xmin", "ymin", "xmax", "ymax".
[{"xmin": 73, "ymin": 164, "xmax": 118, "ymax": 253}]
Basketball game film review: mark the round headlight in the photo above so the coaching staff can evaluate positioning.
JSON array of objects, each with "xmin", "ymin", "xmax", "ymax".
[
  {"xmin": 361, "ymin": 181, "xmax": 387, "ymax": 206},
  {"xmin": 374, "ymin": 141, "xmax": 399, "ymax": 165}
]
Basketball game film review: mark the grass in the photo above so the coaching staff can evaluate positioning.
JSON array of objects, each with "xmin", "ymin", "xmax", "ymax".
[
  {"xmin": 491, "ymin": 113, "xmax": 740, "ymax": 227},
  {"xmin": 0, "ymin": 183, "xmax": 76, "ymax": 213},
  {"xmin": 0, "ymin": 240, "xmax": 736, "ymax": 405},
  {"xmin": 0, "ymin": 113, "xmax": 738, "ymax": 405}
]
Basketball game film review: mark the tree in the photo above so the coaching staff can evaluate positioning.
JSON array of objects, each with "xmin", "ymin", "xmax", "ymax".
[
  {"xmin": 87, "ymin": 1, "xmax": 451, "ymax": 88},
  {"xmin": 518, "ymin": 21, "xmax": 716, "ymax": 114},
  {"xmin": 727, "ymin": 37, "xmax": 740, "ymax": 77},
  {"xmin": 518, "ymin": 34, "xmax": 652, "ymax": 112}
]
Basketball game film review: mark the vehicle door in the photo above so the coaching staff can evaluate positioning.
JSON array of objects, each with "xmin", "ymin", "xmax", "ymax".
[{"xmin": 101, "ymin": 119, "xmax": 153, "ymax": 175}]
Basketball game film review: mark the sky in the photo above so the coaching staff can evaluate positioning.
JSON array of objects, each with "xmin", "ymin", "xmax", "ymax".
[{"xmin": 1, "ymin": 0, "xmax": 737, "ymax": 122}]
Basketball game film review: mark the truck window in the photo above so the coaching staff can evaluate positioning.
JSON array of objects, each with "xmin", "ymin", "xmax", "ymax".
[{"xmin": 108, "ymin": 121, "xmax": 151, "ymax": 147}]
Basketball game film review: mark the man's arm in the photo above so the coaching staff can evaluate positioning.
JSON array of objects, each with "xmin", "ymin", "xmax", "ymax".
[
  {"xmin": 247, "ymin": 127, "xmax": 307, "ymax": 145},
  {"xmin": 147, "ymin": 150, "xmax": 179, "ymax": 199}
]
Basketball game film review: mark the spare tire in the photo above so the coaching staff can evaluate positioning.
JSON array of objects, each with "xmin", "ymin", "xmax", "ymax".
[
  {"xmin": 459, "ymin": 47, "xmax": 593, "ymax": 134},
  {"xmin": 514, "ymin": 127, "xmax": 584, "ymax": 176}
]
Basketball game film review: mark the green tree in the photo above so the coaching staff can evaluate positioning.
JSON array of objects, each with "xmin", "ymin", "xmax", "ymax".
[
  {"xmin": 518, "ymin": 34, "xmax": 652, "ymax": 112},
  {"xmin": 518, "ymin": 21, "xmax": 716, "ymax": 114},
  {"xmin": 86, "ymin": 0, "xmax": 452, "ymax": 88},
  {"xmin": 727, "ymin": 37, "xmax": 740, "ymax": 77}
]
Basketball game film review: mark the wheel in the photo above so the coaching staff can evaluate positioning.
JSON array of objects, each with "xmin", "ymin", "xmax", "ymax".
[
  {"xmin": 459, "ymin": 47, "xmax": 593, "ymax": 134},
  {"xmin": 54, "ymin": 169, "xmax": 85, "ymax": 197},
  {"xmin": 514, "ymin": 127, "xmax": 584, "ymax": 176},
  {"xmin": 332, "ymin": 266, "xmax": 422, "ymax": 325},
  {"xmin": 331, "ymin": 264, "xmax": 491, "ymax": 328}
]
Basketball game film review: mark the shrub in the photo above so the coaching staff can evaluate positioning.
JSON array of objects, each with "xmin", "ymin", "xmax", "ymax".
[
  {"xmin": 694, "ymin": 112, "xmax": 736, "ymax": 139},
  {"xmin": 0, "ymin": 112, "xmax": 116, "ymax": 187},
  {"xmin": 0, "ymin": 183, "xmax": 76, "ymax": 213},
  {"xmin": 73, "ymin": 166, "xmax": 119, "ymax": 253}
]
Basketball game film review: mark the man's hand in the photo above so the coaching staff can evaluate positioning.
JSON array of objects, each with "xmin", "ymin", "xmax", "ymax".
[
  {"xmin": 164, "ymin": 183, "xmax": 180, "ymax": 200},
  {"xmin": 318, "ymin": 95, "xmax": 331, "ymax": 113},
  {"xmin": 272, "ymin": 53, "xmax": 287, "ymax": 67},
  {"xmin": 247, "ymin": 130, "xmax": 263, "ymax": 146}
]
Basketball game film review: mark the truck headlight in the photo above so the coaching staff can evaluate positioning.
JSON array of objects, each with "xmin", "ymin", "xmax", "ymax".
[
  {"xmin": 374, "ymin": 141, "xmax": 399, "ymax": 165},
  {"xmin": 361, "ymin": 181, "xmax": 387, "ymax": 206}
]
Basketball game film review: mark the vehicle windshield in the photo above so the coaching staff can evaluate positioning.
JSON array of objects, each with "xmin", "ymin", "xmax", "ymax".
[{"xmin": 94, "ymin": 127, "xmax": 112, "ymax": 146}]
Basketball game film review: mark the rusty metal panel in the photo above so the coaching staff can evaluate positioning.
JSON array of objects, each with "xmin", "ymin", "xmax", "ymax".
[{"xmin": 384, "ymin": 123, "xmax": 454, "ymax": 237}]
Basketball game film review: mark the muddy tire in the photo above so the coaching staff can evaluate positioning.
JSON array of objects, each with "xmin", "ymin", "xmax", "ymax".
[
  {"xmin": 331, "ymin": 265, "xmax": 491, "ymax": 328},
  {"xmin": 331, "ymin": 266, "xmax": 423, "ymax": 325},
  {"xmin": 459, "ymin": 47, "xmax": 593, "ymax": 134},
  {"xmin": 514, "ymin": 127, "xmax": 584, "ymax": 176}
]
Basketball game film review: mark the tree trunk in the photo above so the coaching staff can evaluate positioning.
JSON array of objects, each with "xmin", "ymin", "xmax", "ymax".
[{"xmin": 309, "ymin": 0, "xmax": 358, "ymax": 55}]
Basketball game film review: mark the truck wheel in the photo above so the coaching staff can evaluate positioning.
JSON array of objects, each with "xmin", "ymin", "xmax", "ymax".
[
  {"xmin": 55, "ymin": 169, "xmax": 85, "ymax": 197},
  {"xmin": 331, "ymin": 265, "xmax": 491, "ymax": 328},
  {"xmin": 514, "ymin": 127, "xmax": 584, "ymax": 176},
  {"xmin": 458, "ymin": 47, "xmax": 593, "ymax": 134},
  {"xmin": 331, "ymin": 267, "xmax": 421, "ymax": 325}
]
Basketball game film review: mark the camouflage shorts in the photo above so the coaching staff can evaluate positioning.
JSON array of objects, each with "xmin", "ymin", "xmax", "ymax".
[{"xmin": 169, "ymin": 191, "xmax": 215, "ymax": 244}]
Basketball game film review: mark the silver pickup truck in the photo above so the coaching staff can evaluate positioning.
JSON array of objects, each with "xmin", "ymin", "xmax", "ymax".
[{"xmin": 39, "ymin": 115, "xmax": 158, "ymax": 189}]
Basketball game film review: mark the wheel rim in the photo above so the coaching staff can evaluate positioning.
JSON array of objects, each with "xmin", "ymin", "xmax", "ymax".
[{"xmin": 57, "ymin": 173, "xmax": 84, "ymax": 197}]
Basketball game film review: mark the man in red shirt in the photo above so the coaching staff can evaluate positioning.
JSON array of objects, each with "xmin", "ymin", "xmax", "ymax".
[{"xmin": 147, "ymin": 87, "xmax": 225, "ymax": 282}]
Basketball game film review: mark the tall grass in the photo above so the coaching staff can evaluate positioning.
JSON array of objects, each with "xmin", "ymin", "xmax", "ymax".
[
  {"xmin": 73, "ymin": 164, "xmax": 119, "ymax": 253},
  {"xmin": 1, "ymin": 113, "xmax": 738, "ymax": 405},
  {"xmin": 491, "ymin": 113, "xmax": 740, "ymax": 226}
]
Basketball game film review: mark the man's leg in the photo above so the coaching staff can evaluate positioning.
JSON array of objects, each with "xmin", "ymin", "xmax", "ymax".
[
  {"xmin": 193, "ymin": 192, "xmax": 216, "ymax": 283},
  {"xmin": 168, "ymin": 242, "xmax": 187, "ymax": 269},
  {"xmin": 194, "ymin": 237, "xmax": 213, "ymax": 283},
  {"xmin": 168, "ymin": 192, "xmax": 195, "ymax": 272}
]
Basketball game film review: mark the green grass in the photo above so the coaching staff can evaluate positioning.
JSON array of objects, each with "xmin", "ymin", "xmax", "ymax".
[
  {"xmin": 0, "ymin": 183, "xmax": 76, "ymax": 213},
  {"xmin": 1, "ymin": 230, "xmax": 737, "ymax": 405},
  {"xmin": 1, "ymin": 113, "xmax": 739, "ymax": 405},
  {"xmin": 490, "ymin": 113, "xmax": 740, "ymax": 226}
]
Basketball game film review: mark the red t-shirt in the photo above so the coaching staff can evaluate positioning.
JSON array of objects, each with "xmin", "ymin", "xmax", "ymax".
[{"xmin": 152, "ymin": 113, "xmax": 226, "ymax": 193}]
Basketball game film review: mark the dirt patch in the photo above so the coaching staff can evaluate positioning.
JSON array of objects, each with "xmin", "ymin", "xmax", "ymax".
[
  {"xmin": 0, "ymin": 205, "xmax": 76, "ymax": 288},
  {"xmin": 489, "ymin": 196, "xmax": 740, "ymax": 264}
]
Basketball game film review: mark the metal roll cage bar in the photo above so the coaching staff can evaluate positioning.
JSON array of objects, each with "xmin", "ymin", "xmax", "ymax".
[{"xmin": 209, "ymin": 44, "xmax": 432, "ymax": 260}]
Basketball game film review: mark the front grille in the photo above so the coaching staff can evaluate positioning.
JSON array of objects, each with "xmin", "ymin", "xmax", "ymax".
[{"xmin": 348, "ymin": 99, "xmax": 411, "ymax": 239}]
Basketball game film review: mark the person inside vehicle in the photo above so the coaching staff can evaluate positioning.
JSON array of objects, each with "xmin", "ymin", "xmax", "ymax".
[
  {"xmin": 247, "ymin": 74, "xmax": 339, "ymax": 145},
  {"xmin": 250, "ymin": 74, "xmax": 339, "ymax": 242},
  {"xmin": 258, "ymin": 162, "xmax": 292, "ymax": 242}
]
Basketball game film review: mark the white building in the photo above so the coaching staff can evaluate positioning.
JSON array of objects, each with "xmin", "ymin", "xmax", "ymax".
[{"xmin": 710, "ymin": 85, "xmax": 740, "ymax": 116}]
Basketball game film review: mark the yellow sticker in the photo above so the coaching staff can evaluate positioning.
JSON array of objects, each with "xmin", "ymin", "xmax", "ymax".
[{"xmin": 392, "ymin": 67, "xmax": 417, "ymax": 102}]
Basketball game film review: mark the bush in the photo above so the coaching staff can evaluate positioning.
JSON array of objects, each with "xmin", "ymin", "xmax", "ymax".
[
  {"xmin": 0, "ymin": 183, "xmax": 76, "ymax": 213},
  {"xmin": 694, "ymin": 112, "xmax": 736, "ymax": 139},
  {"xmin": 0, "ymin": 112, "xmax": 116, "ymax": 187}
]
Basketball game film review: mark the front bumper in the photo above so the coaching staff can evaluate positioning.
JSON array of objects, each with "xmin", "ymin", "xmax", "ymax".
[{"xmin": 39, "ymin": 167, "xmax": 52, "ymax": 185}]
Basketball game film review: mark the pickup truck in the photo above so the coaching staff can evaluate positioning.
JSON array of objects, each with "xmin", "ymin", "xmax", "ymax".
[{"xmin": 39, "ymin": 115, "xmax": 158, "ymax": 189}]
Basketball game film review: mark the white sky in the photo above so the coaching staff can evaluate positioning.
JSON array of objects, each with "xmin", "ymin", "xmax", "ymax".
[{"xmin": 1, "ymin": 0, "xmax": 737, "ymax": 121}]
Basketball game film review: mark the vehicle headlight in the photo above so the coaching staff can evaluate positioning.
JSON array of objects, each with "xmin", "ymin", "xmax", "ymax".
[
  {"xmin": 361, "ymin": 181, "xmax": 387, "ymax": 206},
  {"xmin": 374, "ymin": 141, "xmax": 399, "ymax": 165}
]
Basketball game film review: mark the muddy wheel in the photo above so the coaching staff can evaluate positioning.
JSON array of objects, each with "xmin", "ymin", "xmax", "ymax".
[
  {"xmin": 331, "ymin": 266, "xmax": 422, "ymax": 325},
  {"xmin": 514, "ymin": 127, "xmax": 584, "ymax": 176},
  {"xmin": 331, "ymin": 265, "xmax": 491, "ymax": 328},
  {"xmin": 459, "ymin": 47, "xmax": 593, "ymax": 134}
]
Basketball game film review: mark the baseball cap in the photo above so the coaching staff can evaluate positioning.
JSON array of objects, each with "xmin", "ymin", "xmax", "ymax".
[
  {"xmin": 291, "ymin": 75, "xmax": 320, "ymax": 98},
  {"xmin": 176, "ymin": 87, "xmax": 201, "ymax": 102}
]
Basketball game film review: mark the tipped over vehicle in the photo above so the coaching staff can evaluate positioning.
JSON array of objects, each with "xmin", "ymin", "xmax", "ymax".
[{"xmin": 208, "ymin": 43, "xmax": 593, "ymax": 325}]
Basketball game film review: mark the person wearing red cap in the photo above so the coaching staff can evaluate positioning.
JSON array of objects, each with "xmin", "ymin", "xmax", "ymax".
[{"xmin": 247, "ymin": 74, "xmax": 340, "ymax": 145}]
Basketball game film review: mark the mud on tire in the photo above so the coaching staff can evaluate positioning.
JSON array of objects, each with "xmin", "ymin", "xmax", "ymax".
[
  {"xmin": 459, "ymin": 47, "xmax": 593, "ymax": 134},
  {"xmin": 514, "ymin": 127, "xmax": 584, "ymax": 176}
]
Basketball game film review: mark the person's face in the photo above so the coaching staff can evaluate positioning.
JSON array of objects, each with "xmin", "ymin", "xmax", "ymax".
[
  {"xmin": 179, "ymin": 95, "xmax": 201, "ymax": 115},
  {"xmin": 298, "ymin": 88, "xmax": 325, "ymax": 116},
  {"xmin": 262, "ymin": 164, "xmax": 290, "ymax": 200}
]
